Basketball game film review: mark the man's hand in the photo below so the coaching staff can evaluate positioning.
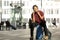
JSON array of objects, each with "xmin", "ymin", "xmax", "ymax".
[{"xmin": 41, "ymin": 16, "xmax": 44, "ymax": 20}]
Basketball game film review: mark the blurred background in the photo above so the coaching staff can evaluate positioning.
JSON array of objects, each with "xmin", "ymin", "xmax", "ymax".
[{"xmin": 0, "ymin": 0, "xmax": 60, "ymax": 40}]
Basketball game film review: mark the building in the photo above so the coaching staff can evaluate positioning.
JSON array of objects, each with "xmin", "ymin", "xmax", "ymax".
[
  {"xmin": 1, "ymin": 0, "xmax": 60, "ymax": 29},
  {"xmin": 42, "ymin": 0, "xmax": 60, "ymax": 27}
]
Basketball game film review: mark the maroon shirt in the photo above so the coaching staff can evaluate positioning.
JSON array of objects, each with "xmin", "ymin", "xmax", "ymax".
[{"xmin": 31, "ymin": 10, "xmax": 44, "ymax": 24}]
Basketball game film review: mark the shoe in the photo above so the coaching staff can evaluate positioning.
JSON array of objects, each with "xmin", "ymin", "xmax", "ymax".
[
  {"xmin": 30, "ymin": 37, "xmax": 33, "ymax": 40},
  {"xmin": 44, "ymin": 36, "xmax": 48, "ymax": 40}
]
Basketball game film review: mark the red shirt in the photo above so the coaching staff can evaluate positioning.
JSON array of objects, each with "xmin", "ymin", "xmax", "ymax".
[{"xmin": 32, "ymin": 10, "xmax": 44, "ymax": 24}]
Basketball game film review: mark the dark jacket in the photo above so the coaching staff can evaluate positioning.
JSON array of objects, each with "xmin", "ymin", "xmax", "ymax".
[
  {"xmin": 5, "ymin": 21, "xmax": 10, "ymax": 27},
  {"xmin": 29, "ymin": 19, "xmax": 34, "ymax": 28}
]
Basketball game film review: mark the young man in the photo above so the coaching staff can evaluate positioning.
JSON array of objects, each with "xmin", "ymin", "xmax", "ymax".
[
  {"xmin": 31, "ymin": 5, "xmax": 48, "ymax": 40},
  {"xmin": 29, "ymin": 18, "xmax": 34, "ymax": 40}
]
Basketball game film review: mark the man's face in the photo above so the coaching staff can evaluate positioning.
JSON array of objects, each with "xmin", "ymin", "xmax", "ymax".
[{"xmin": 33, "ymin": 7, "xmax": 38, "ymax": 12}]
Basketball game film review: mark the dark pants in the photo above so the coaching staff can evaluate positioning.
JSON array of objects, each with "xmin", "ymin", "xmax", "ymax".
[
  {"xmin": 10, "ymin": 25, "xmax": 16, "ymax": 30},
  {"xmin": 30, "ymin": 27, "xmax": 34, "ymax": 40},
  {"xmin": 6, "ymin": 25, "xmax": 16, "ymax": 30},
  {"xmin": 47, "ymin": 29, "xmax": 52, "ymax": 40},
  {"xmin": 53, "ymin": 23, "xmax": 57, "ymax": 27},
  {"xmin": 40, "ymin": 21, "xmax": 52, "ymax": 40},
  {"xmin": 40, "ymin": 23, "xmax": 48, "ymax": 36},
  {"xmin": 0, "ymin": 25, "xmax": 1, "ymax": 30}
]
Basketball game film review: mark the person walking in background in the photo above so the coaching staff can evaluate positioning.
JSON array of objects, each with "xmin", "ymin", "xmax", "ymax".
[
  {"xmin": 52, "ymin": 18, "xmax": 57, "ymax": 28},
  {"xmin": 5, "ymin": 20, "xmax": 16, "ymax": 30}
]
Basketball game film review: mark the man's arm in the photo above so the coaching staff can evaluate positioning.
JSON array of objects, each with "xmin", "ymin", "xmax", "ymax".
[{"xmin": 37, "ymin": 11, "xmax": 44, "ymax": 20}]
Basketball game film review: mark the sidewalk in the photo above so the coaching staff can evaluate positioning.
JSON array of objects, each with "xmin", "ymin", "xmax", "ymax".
[{"xmin": 0, "ymin": 26, "xmax": 60, "ymax": 40}]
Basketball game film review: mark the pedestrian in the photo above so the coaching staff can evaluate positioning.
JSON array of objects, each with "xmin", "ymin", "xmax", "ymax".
[
  {"xmin": 5, "ymin": 20, "xmax": 16, "ymax": 30},
  {"xmin": 31, "ymin": 5, "xmax": 45, "ymax": 40},
  {"xmin": 29, "ymin": 18, "xmax": 34, "ymax": 40},
  {"xmin": 52, "ymin": 18, "xmax": 57, "ymax": 27},
  {"xmin": 31, "ymin": 5, "xmax": 52, "ymax": 40}
]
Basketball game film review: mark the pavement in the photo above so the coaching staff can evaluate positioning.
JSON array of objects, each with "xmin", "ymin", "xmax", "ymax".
[{"xmin": 0, "ymin": 26, "xmax": 60, "ymax": 40}]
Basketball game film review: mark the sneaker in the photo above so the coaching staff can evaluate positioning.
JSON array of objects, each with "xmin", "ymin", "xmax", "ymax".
[
  {"xmin": 30, "ymin": 37, "xmax": 33, "ymax": 40},
  {"xmin": 44, "ymin": 36, "xmax": 48, "ymax": 40}
]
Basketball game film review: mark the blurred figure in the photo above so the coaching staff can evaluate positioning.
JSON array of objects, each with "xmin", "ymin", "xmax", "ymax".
[
  {"xmin": 29, "ymin": 18, "xmax": 34, "ymax": 40},
  {"xmin": 31, "ymin": 5, "xmax": 48, "ymax": 40},
  {"xmin": 0, "ymin": 23, "xmax": 1, "ymax": 30},
  {"xmin": 31, "ymin": 5, "xmax": 52, "ymax": 40},
  {"xmin": 0, "ymin": 21, "xmax": 4, "ymax": 30},
  {"xmin": 5, "ymin": 21, "xmax": 16, "ymax": 30},
  {"xmin": 52, "ymin": 18, "xmax": 57, "ymax": 27},
  {"xmin": 23, "ymin": 22, "xmax": 26, "ymax": 29}
]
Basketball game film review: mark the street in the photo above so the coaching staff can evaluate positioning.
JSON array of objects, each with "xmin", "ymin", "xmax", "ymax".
[{"xmin": 0, "ymin": 26, "xmax": 60, "ymax": 40}]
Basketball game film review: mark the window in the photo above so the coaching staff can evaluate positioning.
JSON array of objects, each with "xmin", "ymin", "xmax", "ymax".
[
  {"xmin": 0, "ymin": 1, "xmax": 2, "ymax": 7},
  {"xmin": 46, "ymin": 18, "xmax": 50, "ymax": 23},
  {"xmin": 57, "ymin": 18, "xmax": 59, "ymax": 23},
  {"xmin": 46, "ymin": 9, "xmax": 50, "ymax": 14},
  {"xmin": 51, "ymin": 18, "xmax": 53, "ymax": 23},
  {"xmin": 51, "ymin": 9, "xmax": 53, "ymax": 14},
  {"xmin": 4, "ymin": 9, "xmax": 10, "ymax": 14},
  {"xmin": 4, "ymin": 1, "xmax": 9, "ymax": 6},
  {"xmin": 7, "ymin": 1, "xmax": 9, "ymax": 6},
  {"xmin": 55, "ymin": 9, "xmax": 59, "ymax": 14},
  {"xmin": 4, "ymin": 9, "xmax": 6, "ymax": 14},
  {"xmin": 22, "ymin": 9, "xmax": 26, "ymax": 14},
  {"xmin": 57, "ymin": 9, "xmax": 59, "ymax": 14},
  {"xmin": 4, "ymin": 1, "xmax": 6, "ymax": 6},
  {"xmin": 43, "ymin": 9, "xmax": 45, "ymax": 13},
  {"xmin": 50, "ymin": 9, "xmax": 52, "ymax": 14},
  {"xmin": 46, "ymin": 9, "xmax": 49, "ymax": 14},
  {"xmin": 7, "ymin": 9, "xmax": 10, "ymax": 14}
]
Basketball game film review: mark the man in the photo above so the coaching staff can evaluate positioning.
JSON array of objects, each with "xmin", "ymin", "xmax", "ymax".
[
  {"xmin": 29, "ymin": 18, "xmax": 34, "ymax": 40},
  {"xmin": 31, "ymin": 5, "xmax": 48, "ymax": 40}
]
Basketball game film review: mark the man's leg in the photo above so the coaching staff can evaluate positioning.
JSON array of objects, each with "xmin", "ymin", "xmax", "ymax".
[
  {"xmin": 10, "ymin": 25, "xmax": 16, "ymax": 30},
  {"xmin": 0, "ymin": 25, "xmax": 1, "ymax": 30},
  {"xmin": 42, "ymin": 24, "xmax": 48, "ymax": 40},
  {"xmin": 47, "ymin": 29, "xmax": 52, "ymax": 40},
  {"xmin": 38, "ymin": 34, "xmax": 43, "ymax": 40},
  {"xmin": 55, "ymin": 24, "xmax": 57, "ymax": 27},
  {"xmin": 36, "ymin": 25, "xmax": 43, "ymax": 40},
  {"xmin": 30, "ymin": 28, "xmax": 34, "ymax": 40},
  {"xmin": 43, "ymin": 24, "xmax": 48, "ymax": 36},
  {"xmin": 43, "ymin": 24, "xmax": 52, "ymax": 40}
]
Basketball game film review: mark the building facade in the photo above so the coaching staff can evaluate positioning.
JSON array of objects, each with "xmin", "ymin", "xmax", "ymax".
[
  {"xmin": 42, "ymin": 0, "xmax": 60, "ymax": 27},
  {"xmin": 1, "ymin": 0, "xmax": 60, "ymax": 28}
]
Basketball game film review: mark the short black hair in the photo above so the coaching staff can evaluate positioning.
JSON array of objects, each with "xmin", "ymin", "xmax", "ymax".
[{"xmin": 33, "ymin": 5, "xmax": 38, "ymax": 9}]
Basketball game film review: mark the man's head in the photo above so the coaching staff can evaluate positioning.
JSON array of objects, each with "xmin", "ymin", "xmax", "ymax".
[{"xmin": 33, "ymin": 5, "xmax": 38, "ymax": 12}]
